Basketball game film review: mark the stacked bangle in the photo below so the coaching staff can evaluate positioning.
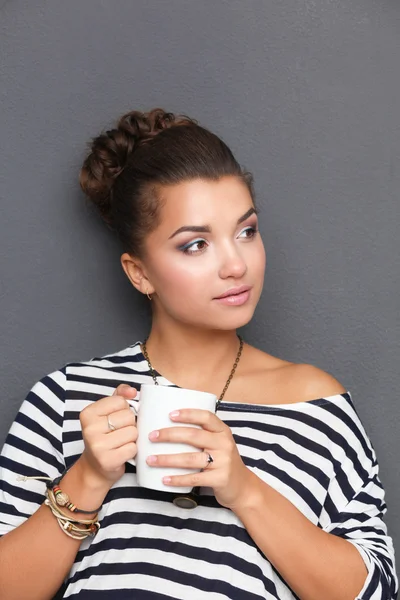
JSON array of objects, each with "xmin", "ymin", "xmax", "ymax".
[
  {"xmin": 44, "ymin": 487, "xmax": 100, "ymax": 541},
  {"xmin": 46, "ymin": 469, "xmax": 103, "ymax": 514},
  {"xmin": 17, "ymin": 461, "xmax": 103, "ymax": 540}
]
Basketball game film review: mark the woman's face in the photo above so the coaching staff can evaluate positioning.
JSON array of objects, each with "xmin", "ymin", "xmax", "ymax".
[{"xmin": 139, "ymin": 176, "xmax": 266, "ymax": 331}]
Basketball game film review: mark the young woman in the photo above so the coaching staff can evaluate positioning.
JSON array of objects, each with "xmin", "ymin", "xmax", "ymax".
[{"xmin": 0, "ymin": 109, "xmax": 397, "ymax": 600}]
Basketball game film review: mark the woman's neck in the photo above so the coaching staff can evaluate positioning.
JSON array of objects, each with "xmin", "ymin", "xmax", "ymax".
[{"xmin": 142, "ymin": 324, "xmax": 243, "ymax": 391}]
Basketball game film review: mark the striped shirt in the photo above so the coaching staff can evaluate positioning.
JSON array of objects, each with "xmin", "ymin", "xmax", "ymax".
[{"xmin": 0, "ymin": 341, "xmax": 397, "ymax": 599}]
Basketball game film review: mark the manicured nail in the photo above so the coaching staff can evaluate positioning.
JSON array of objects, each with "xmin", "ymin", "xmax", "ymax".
[
  {"xmin": 169, "ymin": 410, "xmax": 180, "ymax": 418},
  {"xmin": 163, "ymin": 477, "xmax": 172, "ymax": 484},
  {"xmin": 149, "ymin": 430, "xmax": 159, "ymax": 440},
  {"xmin": 146, "ymin": 455, "xmax": 157, "ymax": 464}
]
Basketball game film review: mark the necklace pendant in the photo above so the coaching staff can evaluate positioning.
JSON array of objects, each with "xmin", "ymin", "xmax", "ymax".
[
  {"xmin": 172, "ymin": 494, "xmax": 198, "ymax": 509},
  {"xmin": 172, "ymin": 486, "xmax": 201, "ymax": 509}
]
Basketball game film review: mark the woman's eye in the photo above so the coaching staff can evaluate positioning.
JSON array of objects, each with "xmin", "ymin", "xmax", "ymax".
[
  {"xmin": 239, "ymin": 226, "xmax": 258, "ymax": 239},
  {"xmin": 179, "ymin": 226, "xmax": 258, "ymax": 256},
  {"xmin": 180, "ymin": 239, "xmax": 208, "ymax": 255}
]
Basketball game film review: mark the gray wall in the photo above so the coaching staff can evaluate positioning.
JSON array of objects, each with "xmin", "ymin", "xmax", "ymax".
[{"xmin": 1, "ymin": 0, "xmax": 399, "ymax": 566}]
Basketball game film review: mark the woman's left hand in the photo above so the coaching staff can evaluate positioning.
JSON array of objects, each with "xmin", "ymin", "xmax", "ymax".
[{"xmin": 146, "ymin": 408, "xmax": 252, "ymax": 510}]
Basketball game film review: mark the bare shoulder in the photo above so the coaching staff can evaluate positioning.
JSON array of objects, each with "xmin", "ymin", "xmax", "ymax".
[
  {"xmin": 240, "ymin": 344, "xmax": 347, "ymax": 405},
  {"xmin": 286, "ymin": 363, "xmax": 347, "ymax": 401}
]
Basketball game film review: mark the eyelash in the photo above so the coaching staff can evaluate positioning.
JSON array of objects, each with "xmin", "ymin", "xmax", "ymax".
[{"xmin": 179, "ymin": 226, "xmax": 259, "ymax": 256}]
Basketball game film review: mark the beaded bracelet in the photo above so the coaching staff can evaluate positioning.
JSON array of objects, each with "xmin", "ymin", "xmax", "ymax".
[
  {"xmin": 45, "ymin": 488, "xmax": 100, "ymax": 527},
  {"xmin": 47, "ymin": 508, "xmax": 98, "ymax": 540},
  {"xmin": 18, "ymin": 462, "xmax": 103, "ymax": 515},
  {"xmin": 49, "ymin": 481, "xmax": 102, "ymax": 515},
  {"xmin": 45, "ymin": 488, "xmax": 100, "ymax": 540}
]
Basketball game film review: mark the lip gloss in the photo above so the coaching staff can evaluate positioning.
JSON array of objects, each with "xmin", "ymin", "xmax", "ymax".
[{"xmin": 214, "ymin": 290, "xmax": 250, "ymax": 306}]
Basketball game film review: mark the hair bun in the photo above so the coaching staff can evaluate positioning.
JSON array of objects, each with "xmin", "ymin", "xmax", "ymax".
[
  {"xmin": 79, "ymin": 108, "xmax": 195, "ymax": 226},
  {"xmin": 117, "ymin": 108, "xmax": 180, "ymax": 142}
]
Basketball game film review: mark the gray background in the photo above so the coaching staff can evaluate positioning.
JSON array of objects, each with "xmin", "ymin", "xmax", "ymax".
[{"xmin": 1, "ymin": 0, "xmax": 399, "ymax": 567}]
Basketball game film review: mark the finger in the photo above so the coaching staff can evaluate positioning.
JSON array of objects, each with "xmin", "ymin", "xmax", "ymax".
[
  {"xmin": 93, "ymin": 439, "xmax": 138, "ymax": 468},
  {"xmin": 161, "ymin": 472, "xmax": 211, "ymax": 488},
  {"xmin": 113, "ymin": 385, "xmax": 138, "ymax": 414},
  {"xmin": 168, "ymin": 409, "xmax": 226, "ymax": 433},
  {"xmin": 94, "ymin": 395, "xmax": 131, "ymax": 417},
  {"xmin": 80, "ymin": 395, "xmax": 131, "ymax": 428},
  {"xmin": 112, "ymin": 384, "xmax": 137, "ymax": 398},
  {"xmin": 111, "ymin": 442, "xmax": 137, "ymax": 465},
  {"xmin": 146, "ymin": 450, "xmax": 214, "ymax": 470},
  {"xmin": 101, "ymin": 407, "xmax": 137, "ymax": 432},
  {"xmin": 149, "ymin": 426, "xmax": 215, "ymax": 449},
  {"xmin": 108, "ymin": 425, "xmax": 138, "ymax": 449}
]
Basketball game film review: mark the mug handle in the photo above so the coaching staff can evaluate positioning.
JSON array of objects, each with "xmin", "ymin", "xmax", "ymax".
[{"xmin": 127, "ymin": 399, "xmax": 140, "ymax": 416}]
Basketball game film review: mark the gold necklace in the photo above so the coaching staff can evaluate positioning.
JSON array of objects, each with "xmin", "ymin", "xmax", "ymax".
[{"xmin": 141, "ymin": 334, "xmax": 243, "ymax": 411}]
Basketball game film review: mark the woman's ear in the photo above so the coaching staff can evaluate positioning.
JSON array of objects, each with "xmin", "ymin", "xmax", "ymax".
[{"xmin": 120, "ymin": 253, "xmax": 154, "ymax": 296}]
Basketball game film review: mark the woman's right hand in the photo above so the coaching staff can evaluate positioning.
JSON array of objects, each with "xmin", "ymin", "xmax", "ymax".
[{"xmin": 77, "ymin": 384, "xmax": 138, "ymax": 489}]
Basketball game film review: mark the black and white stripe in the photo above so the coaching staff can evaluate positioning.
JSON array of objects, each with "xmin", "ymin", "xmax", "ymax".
[{"xmin": 0, "ymin": 342, "xmax": 398, "ymax": 599}]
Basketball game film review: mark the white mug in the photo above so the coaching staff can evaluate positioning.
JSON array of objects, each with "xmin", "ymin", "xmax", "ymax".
[{"xmin": 129, "ymin": 384, "xmax": 217, "ymax": 493}]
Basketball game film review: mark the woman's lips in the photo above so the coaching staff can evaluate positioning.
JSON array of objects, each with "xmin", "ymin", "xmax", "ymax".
[
  {"xmin": 214, "ymin": 285, "xmax": 251, "ymax": 299},
  {"xmin": 214, "ymin": 289, "xmax": 251, "ymax": 306}
]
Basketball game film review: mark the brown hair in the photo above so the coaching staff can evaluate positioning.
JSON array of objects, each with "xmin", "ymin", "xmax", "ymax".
[{"xmin": 80, "ymin": 108, "xmax": 255, "ymax": 258}]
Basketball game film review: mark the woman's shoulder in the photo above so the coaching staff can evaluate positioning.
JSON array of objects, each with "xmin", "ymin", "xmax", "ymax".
[
  {"xmin": 66, "ymin": 341, "xmax": 144, "ymax": 369},
  {"xmin": 284, "ymin": 362, "xmax": 347, "ymax": 401},
  {"xmin": 240, "ymin": 343, "xmax": 347, "ymax": 405},
  {"xmin": 50, "ymin": 341, "xmax": 146, "ymax": 396}
]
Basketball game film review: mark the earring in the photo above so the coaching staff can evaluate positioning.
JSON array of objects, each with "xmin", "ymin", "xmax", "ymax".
[{"xmin": 146, "ymin": 291, "xmax": 152, "ymax": 301}]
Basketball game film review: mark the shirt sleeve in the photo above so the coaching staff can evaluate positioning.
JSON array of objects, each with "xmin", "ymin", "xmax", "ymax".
[
  {"xmin": 0, "ymin": 368, "xmax": 66, "ymax": 536},
  {"xmin": 320, "ymin": 396, "xmax": 398, "ymax": 599}
]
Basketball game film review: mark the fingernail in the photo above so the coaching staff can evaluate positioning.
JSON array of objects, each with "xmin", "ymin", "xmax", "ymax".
[
  {"xmin": 146, "ymin": 455, "xmax": 157, "ymax": 464},
  {"xmin": 149, "ymin": 430, "xmax": 159, "ymax": 440},
  {"xmin": 163, "ymin": 477, "xmax": 172, "ymax": 484},
  {"xmin": 169, "ymin": 410, "xmax": 180, "ymax": 418}
]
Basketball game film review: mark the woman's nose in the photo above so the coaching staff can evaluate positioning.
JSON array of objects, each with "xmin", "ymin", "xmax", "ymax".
[{"xmin": 218, "ymin": 248, "xmax": 247, "ymax": 279}]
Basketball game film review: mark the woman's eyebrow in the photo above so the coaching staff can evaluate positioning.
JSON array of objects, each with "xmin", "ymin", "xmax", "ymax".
[{"xmin": 168, "ymin": 207, "xmax": 258, "ymax": 239}]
